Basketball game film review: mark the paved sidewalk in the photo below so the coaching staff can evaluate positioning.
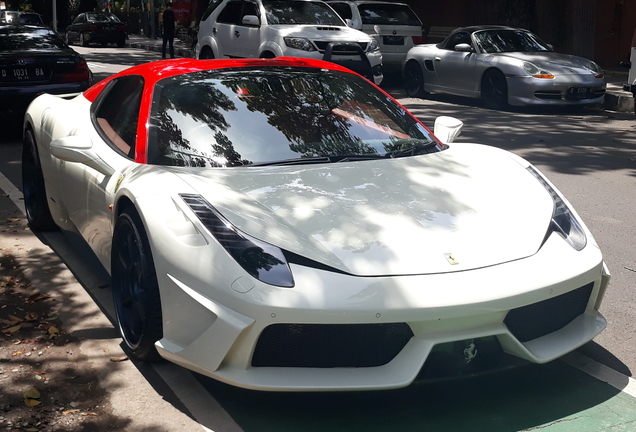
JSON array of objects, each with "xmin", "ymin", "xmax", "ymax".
[{"xmin": 125, "ymin": 33, "xmax": 635, "ymax": 114}]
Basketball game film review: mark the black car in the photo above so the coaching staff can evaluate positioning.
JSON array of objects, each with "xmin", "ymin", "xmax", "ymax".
[
  {"xmin": 0, "ymin": 10, "xmax": 45, "ymax": 25},
  {"xmin": 0, "ymin": 25, "xmax": 92, "ymax": 116},
  {"xmin": 65, "ymin": 12, "xmax": 127, "ymax": 47}
]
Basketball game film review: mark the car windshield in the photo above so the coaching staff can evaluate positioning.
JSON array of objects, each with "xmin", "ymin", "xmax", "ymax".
[
  {"xmin": 86, "ymin": 12, "xmax": 120, "ymax": 22},
  {"xmin": 0, "ymin": 27, "xmax": 65, "ymax": 50},
  {"xmin": 263, "ymin": 0, "xmax": 344, "ymax": 25},
  {"xmin": 473, "ymin": 29, "xmax": 551, "ymax": 53},
  {"xmin": 148, "ymin": 67, "xmax": 441, "ymax": 168},
  {"xmin": 357, "ymin": 3, "xmax": 421, "ymax": 26}
]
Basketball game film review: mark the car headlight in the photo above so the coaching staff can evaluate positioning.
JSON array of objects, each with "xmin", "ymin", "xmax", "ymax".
[
  {"xmin": 522, "ymin": 61, "xmax": 554, "ymax": 79},
  {"xmin": 284, "ymin": 37, "xmax": 316, "ymax": 52},
  {"xmin": 527, "ymin": 166, "xmax": 586, "ymax": 251},
  {"xmin": 367, "ymin": 38, "xmax": 380, "ymax": 52},
  {"xmin": 586, "ymin": 61, "xmax": 604, "ymax": 78},
  {"xmin": 180, "ymin": 194, "xmax": 294, "ymax": 287}
]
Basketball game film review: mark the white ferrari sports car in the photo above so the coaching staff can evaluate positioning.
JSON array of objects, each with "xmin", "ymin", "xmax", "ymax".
[
  {"xmin": 403, "ymin": 25, "xmax": 606, "ymax": 109},
  {"xmin": 23, "ymin": 57, "xmax": 610, "ymax": 391}
]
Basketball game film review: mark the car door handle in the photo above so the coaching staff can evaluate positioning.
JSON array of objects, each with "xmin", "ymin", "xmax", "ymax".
[
  {"xmin": 434, "ymin": 57, "xmax": 441, "ymax": 61},
  {"xmin": 212, "ymin": 27, "xmax": 217, "ymax": 33},
  {"xmin": 235, "ymin": 30, "xmax": 240, "ymax": 37}
]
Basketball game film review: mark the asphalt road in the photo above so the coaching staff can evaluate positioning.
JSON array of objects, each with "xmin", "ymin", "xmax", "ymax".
[{"xmin": 1, "ymin": 44, "xmax": 636, "ymax": 431}]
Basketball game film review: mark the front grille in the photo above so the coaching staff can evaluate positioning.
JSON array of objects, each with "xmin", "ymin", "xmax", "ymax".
[
  {"xmin": 534, "ymin": 90, "xmax": 562, "ymax": 100},
  {"xmin": 504, "ymin": 282, "xmax": 593, "ymax": 342},
  {"xmin": 251, "ymin": 323, "xmax": 413, "ymax": 368},
  {"xmin": 314, "ymin": 41, "xmax": 368, "ymax": 54}
]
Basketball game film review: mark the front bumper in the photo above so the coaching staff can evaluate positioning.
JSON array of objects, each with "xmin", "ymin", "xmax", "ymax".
[
  {"xmin": 151, "ymin": 228, "xmax": 609, "ymax": 391},
  {"xmin": 506, "ymin": 74, "xmax": 606, "ymax": 106},
  {"xmin": 282, "ymin": 47, "xmax": 383, "ymax": 85}
]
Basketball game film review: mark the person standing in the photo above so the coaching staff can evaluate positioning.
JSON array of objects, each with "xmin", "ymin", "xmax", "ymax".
[{"xmin": 162, "ymin": 2, "xmax": 175, "ymax": 59}]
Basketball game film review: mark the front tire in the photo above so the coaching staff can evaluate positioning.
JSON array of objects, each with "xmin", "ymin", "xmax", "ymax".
[
  {"xmin": 481, "ymin": 69, "xmax": 508, "ymax": 109},
  {"xmin": 22, "ymin": 129, "xmax": 57, "ymax": 231},
  {"xmin": 403, "ymin": 60, "xmax": 427, "ymax": 98},
  {"xmin": 80, "ymin": 32, "xmax": 88, "ymax": 47},
  {"xmin": 65, "ymin": 32, "xmax": 73, "ymax": 45},
  {"xmin": 199, "ymin": 46, "xmax": 214, "ymax": 59},
  {"xmin": 111, "ymin": 208, "xmax": 163, "ymax": 362}
]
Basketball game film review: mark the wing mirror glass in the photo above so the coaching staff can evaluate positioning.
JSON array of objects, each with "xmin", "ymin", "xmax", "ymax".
[
  {"xmin": 241, "ymin": 15, "xmax": 260, "ymax": 26},
  {"xmin": 434, "ymin": 116, "xmax": 463, "ymax": 143},
  {"xmin": 454, "ymin": 43, "xmax": 473, "ymax": 53},
  {"xmin": 50, "ymin": 136, "xmax": 115, "ymax": 176}
]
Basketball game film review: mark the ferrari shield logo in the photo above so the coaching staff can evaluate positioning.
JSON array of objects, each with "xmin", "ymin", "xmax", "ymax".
[{"xmin": 444, "ymin": 253, "xmax": 459, "ymax": 265}]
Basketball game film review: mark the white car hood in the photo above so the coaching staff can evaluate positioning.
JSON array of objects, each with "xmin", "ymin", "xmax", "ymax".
[
  {"xmin": 500, "ymin": 52, "xmax": 597, "ymax": 75},
  {"xmin": 271, "ymin": 25, "xmax": 371, "ymax": 42},
  {"xmin": 176, "ymin": 144, "xmax": 554, "ymax": 276}
]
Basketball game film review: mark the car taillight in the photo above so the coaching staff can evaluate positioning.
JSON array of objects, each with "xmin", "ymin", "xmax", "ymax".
[
  {"xmin": 117, "ymin": 25, "xmax": 126, "ymax": 31},
  {"xmin": 412, "ymin": 36, "xmax": 424, "ymax": 45},
  {"xmin": 86, "ymin": 25, "xmax": 98, "ymax": 31},
  {"xmin": 57, "ymin": 59, "xmax": 91, "ymax": 83}
]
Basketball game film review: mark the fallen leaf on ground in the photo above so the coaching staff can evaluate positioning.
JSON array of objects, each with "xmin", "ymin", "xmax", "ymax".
[
  {"xmin": 109, "ymin": 356, "xmax": 129, "ymax": 362},
  {"xmin": 2, "ymin": 324, "xmax": 21, "ymax": 333},
  {"xmin": 9, "ymin": 315, "xmax": 23, "ymax": 322},
  {"xmin": 48, "ymin": 325, "xmax": 59, "ymax": 335},
  {"xmin": 12, "ymin": 350, "xmax": 25, "ymax": 356},
  {"xmin": 81, "ymin": 412, "xmax": 98, "ymax": 416},
  {"xmin": 24, "ymin": 399, "xmax": 41, "ymax": 407},
  {"xmin": 27, "ymin": 293, "xmax": 50, "ymax": 303},
  {"xmin": 63, "ymin": 409, "xmax": 80, "ymax": 415},
  {"xmin": 23, "ymin": 387, "xmax": 41, "ymax": 399}
]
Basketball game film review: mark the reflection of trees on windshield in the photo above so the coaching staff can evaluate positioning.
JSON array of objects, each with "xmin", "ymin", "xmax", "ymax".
[
  {"xmin": 149, "ymin": 73, "xmax": 242, "ymax": 167},
  {"xmin": 475, "ymin": 30, "xmax": 550, "ymax": 53},
  {"xmin": 263, "ymin": 0, "xmax": 343, "ymax": 25},
  {"xmin": 149, "ymin": 68, "xmax": 431, "ymax": 168},
  {"xmin": 224, "ymin": 69, "xmax": 416, "ymax": 158}
]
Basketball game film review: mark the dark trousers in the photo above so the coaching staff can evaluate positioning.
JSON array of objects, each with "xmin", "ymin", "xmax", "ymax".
[{"xmin": 162, "ymin": 31, "xmax": 174, "ymax": 58}]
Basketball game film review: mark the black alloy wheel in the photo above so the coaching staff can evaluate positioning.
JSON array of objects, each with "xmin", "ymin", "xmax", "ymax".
[
  {"xmin": 22, "ymin": 129, "xmax": 57, "ymax": 231},
  {"xmin": 403, "ymin": 60, "xmax": 427, "ymax": 98},
  {"xmin": 199, "ymin": 47, "xmax": 214, "ymax": 59},
  {"xmin": 66, "ymin": 32, "xmax": 73, "ymax": 45},
  {"xmin": 80, "ymin": 32, "xmax": 88, "ymax": 47},
  {"xmin": 111, "ymin": 208, "xmax": 163, "ymax": 361},
  {"xmin": 481, "ymin": 69, "xmax": 508, "ymax": 109}
]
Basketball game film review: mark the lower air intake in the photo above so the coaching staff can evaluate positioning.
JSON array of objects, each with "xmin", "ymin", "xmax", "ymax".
[
  {"xmin": 504, "ymin": 282, "xmax": 594, "ymax": 342},
  {"xmin": 252, "ymin": 323, "xmax": 413, "ymax": 368}
]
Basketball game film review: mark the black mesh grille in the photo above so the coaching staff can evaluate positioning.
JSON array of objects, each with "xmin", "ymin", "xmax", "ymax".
[
  {"xmin": 504, "ymin": 283, "xmax": 594, "ymax": 342},
  {"xmin": 313, "ymin": 41, "xmax": 368, "ymax": 53},
  {"xmin": 251, "ymin": 323, "xmax": 413, "ymax": 368}
]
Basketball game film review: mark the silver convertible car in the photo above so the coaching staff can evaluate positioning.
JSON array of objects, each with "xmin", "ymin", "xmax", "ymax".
[{"xmin": 403, "ymin": 26, "xmax": 606, "ymax": 109}]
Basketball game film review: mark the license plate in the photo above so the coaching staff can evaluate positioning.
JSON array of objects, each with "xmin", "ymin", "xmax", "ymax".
[
  {"xmin": 383, "ymin": 36, "xmax": 404, "ymax": 45},
  {"xmin": 0, "ymin": 67, "xmax": 47, "ymax": 82},
  {"xmin": 566, "ymin": 86, "xmax": 592, "ymax": 99}
]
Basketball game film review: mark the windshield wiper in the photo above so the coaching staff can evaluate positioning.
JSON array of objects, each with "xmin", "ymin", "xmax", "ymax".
[
  {"xmin": 385, "ymin": 141, "xmax": 439, "ymax": 158},
  {"xmin": 247, "ymin": 156, "xmax": 334, "ymax": 167}
]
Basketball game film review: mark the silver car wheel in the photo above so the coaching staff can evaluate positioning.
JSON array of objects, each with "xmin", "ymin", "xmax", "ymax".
[
  {"xmin": 403, "ymin": 61, "xmax": 427, "ymax": 98},
  {"xmin": 481, "ymin": 69, "xmax": 508, "ymax": 109}
]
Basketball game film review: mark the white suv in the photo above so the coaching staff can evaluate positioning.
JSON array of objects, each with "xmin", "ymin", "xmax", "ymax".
[
  {"xmin": 326, "ymin": 1, "xmax": 422, "ymax": 72},
  {"xmin": 195, "ymin": 0, "xmax": 383, "ymax": 85}
]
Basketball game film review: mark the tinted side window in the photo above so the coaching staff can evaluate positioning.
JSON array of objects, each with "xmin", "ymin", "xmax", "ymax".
[
  {"xmin": 445, "ymin": 32, "xmax": 471, "ymax": 50},
  {"xmin": 93, "ymin": 75, "xmax": 144, "ymax": 159},
  {"xmin": 217, "ymin": 1, "xmax": 243, "ymax": 24},
  {"xmin": 201, "ymin": 0, "xmax": 224, "ymax": 21},
  {"xmin": 240, "ymin": 0, "xmax": 259, "ymax": 22},
  {"xmin": 329, "ymin": 3, "xmax": 352, "ymax": 20}
]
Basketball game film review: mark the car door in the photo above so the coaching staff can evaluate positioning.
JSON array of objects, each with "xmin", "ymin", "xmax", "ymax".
[
  {"xmin": 233, "ymin": 0, "xmax": 262, "ymax": 58},
  {"xmin": 433, "ymin": 31, "xmax": 478, "ymax": 92},
  {"xmin": 214, "ymin": 0, "xmax": 243, "ymax": 58},
  {"xmin": 56, "ymin": 75, "xmax": 143, "ymax": 258},
  {"xmin": 67, "ymin": 14, "xmax": 85, "ymax": 42}
]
